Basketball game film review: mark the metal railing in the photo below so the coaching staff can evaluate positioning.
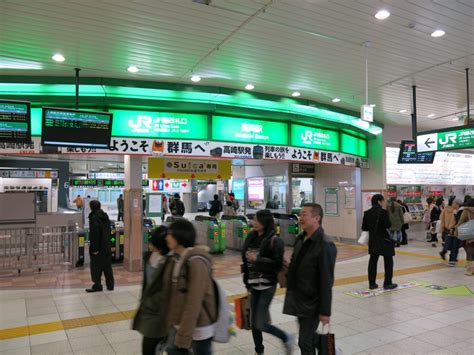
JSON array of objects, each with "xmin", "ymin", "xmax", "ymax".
[{"xmin": 0, "ymin": 226, "xmax": 79, "ymax": 274}]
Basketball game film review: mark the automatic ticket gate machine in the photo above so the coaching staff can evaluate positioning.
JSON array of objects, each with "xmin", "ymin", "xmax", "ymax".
[
  {"xmin": 272, "ymin": 213, "xmax": 300, "ymax": 246},
  {"xmin": 111, "ymin": 221, "xmax": 125, "ymax": 263},
  {"xmin": 193, "ymin": 215, "xmax": 226, "ymax": 254},
  {"xmin": 221, "ymin": 215, "xmax": 249, "ymax": 251}
]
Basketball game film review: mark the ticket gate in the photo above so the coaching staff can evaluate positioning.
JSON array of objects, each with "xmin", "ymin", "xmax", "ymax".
[
  {"xmin": 111, "ymin": 222, "xmax": 125, "ymax": 263},
  {"xmin": 75, "ymin": 229, "xmax": 87, "ymax": 267},
  {"xmin": 273, "ymin": 213, "xmax": 300, "ymax": 246},
  {"xmin": 221, "ymin": 215, "xmax": 249, "ymax": 251},
  {"xmin": 193, "ymin": 215, "xmax": 226, "ymax": 254}
]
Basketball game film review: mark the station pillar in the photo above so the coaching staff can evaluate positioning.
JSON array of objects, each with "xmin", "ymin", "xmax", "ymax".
[{"xmin": 123, "ymin": 155, "xmax": 143, "ymax": 272}]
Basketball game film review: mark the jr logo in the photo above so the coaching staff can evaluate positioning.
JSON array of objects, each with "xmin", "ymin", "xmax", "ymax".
[
  {"xmin": 128, "ymin": 115, "xmax": 152, "ymax": 133},
  {"xmin": 439, "ymin": 133, "xmax": 457, "ymax": 145}
]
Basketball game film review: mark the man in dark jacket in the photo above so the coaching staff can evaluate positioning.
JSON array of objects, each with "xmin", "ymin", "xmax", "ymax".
[
  {"xmin": 362, "ymin": 194, "xmax": 396, "ymax": 290},
  {"xmin": 170, "ymin": 193, "xmax": 185, "ymax": 217},
  {"xmin": 283, "ymin": 203, "xmax": 337, "ymax": 355},
  {"xmin": 86, "ymin": 200, "xmax": 114, "ymax": 293},
  {"xmin": 209, "ymin": 194, "xmax": 223, "ymax": 217}
]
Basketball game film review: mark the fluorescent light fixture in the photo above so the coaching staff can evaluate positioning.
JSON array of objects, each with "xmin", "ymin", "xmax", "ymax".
[
  {"xmin": 245, "ymin": 84, "xmax": 255, "ymax": 90},
  {"xmin": 191, "ymin": 75, "xmax": 201, "ymax": 82},
  {"xmin": 399, "ymin": 109, "xmax": 407, "ymax": 113},
  {"xmin": 0, "ymin": 58, "xmax": 43, "ymax": 70},
  {"xmin": 370, "ymin": 104, "xmax": 376, "ymax": 107},
  {"xmin": 451, "ymin": 118, "xmax": 460, "ymax": 121},
  {"xmin": 52, "ymin": 54, "xmax": 65, "ymax": 62},
  {"xmin": 127, "ymin": 66, "xmax": 139, "ymax": 73},
  {"xmin": 291, "ymin": 91, "xmax": 301, "ymax": 97},
  {"xmin": 431, "ymin": 29, "xmax": 445, "ymax": 38},
  {"xmin": 427, "ymin": 113, "xmax": 435, "ymax": 118},
  {"xmin": 375, "ymin": 10, "xmax": 390, "ymax": 20},
  {"xmin": 332, "ymin": 98, "xmax": 341, "ymax": 103}
]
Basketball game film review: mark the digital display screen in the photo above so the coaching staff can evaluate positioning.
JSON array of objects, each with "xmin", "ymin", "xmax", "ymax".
[
  {"xmin": 248, "ymin": 178, "xmax": 264, "ymax": 201},
  {"xmin": 397, "ymin": 140, "xmax": 435, "ymax": 164},
  {"xmin": 42, "ymin": 107, "xmax": 113, "ymax": 148},
  {"xmin": 70, "ymin": 179, "xmax": 98, "ymax": 187},
  {"xmin": 0, "ymin": 100, "xmax": 31, "ymax": 143},
  {"xmin": 102, "ymin": 180, "xmax": 149, "ymax": 187}
]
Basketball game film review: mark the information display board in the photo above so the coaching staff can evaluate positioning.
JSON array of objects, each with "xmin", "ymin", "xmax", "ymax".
[
  {"xmin": 248, "ymin": 178, "xmax": 264, "ymax": 201},
  {"xmin": 397, "ymin": 140, "xmax": 435, "ymax": 164},
  {"xmin": 42, "ymin": 108, "xmax": 113, "ymax": 148},
  {"xmin": 211, "ymin": 116, "xmax": 288, "ymax": 145},
  {"xmin": 417, "ymin": 126, "xmax": 474, "ymax": 152},
  {"xmin": 70, "ymin": 179, "xmax": 98, "ymax": 187},
  {"xmin": 0, "ymin": 99, "xmax": 31, "ymax": 143},
  {"xmin": 110, "ymin": 110, "xmax": 208, "ymax": 139},
  {"xmin": 291, "ymin": 124, "xmax": 339, "ymax": 151}
]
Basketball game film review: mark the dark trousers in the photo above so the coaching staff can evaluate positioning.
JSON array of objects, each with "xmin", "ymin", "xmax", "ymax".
[
  {"xmin": 443, "ymin": 236, "xmax": 460, "ymax": 262},
  {"xmin": 297, "ymin": 317, "xmax": 319, "ymax": 355},
  {"xmin": 368, "ymin": 254, "xmax": 393, "ymax": 287},
  {"xmin": 166, "ymin": 328, "xmax": 212, "ymax": 355},
  {"xmin": 90, "ymin": 254, "xmax": 114, "ymax": 290},
  {"xmin": 250, "ymin": 286, "xmax": 287, "ymax": 354},
  {"xmin": 117, "ymin": 211, "xmax": 123, "ymax": 221},
  {"xmin": 142, "ymin": 337, "xmax": 164, "ymax": 355},
  {"xmin": 401, "ymin": 227, "xmax": 408, "ymax": 245}
]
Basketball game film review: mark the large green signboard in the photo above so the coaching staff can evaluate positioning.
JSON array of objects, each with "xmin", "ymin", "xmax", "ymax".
[
  {"xmin": 341, "ymin": 133, "xmax": 368, "ymax": 157},
  {"xmin": 417, "ymin": 126, "xmax": 474, "ymax": 152},
  {"xmin": 110, "ymin": 110, "xmax": 208, "ymax": 139},
  {"xmin": 291, "ymin": 124, "xmax": 339, "ymax": 151},
  {"xmin": 211, "ymin": 115, "xmax": 288, "ymax": 145}
]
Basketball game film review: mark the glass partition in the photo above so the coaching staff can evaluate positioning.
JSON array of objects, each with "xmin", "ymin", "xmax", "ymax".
[{"xmin": 291, "ymin": 177, "xmax": 314, "ymax": 211}]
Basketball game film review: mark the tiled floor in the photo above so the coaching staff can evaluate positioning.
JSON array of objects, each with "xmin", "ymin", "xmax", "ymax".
[{"xmin": 1, "ymin": 228, "xmax": 473, "ymax": 354}]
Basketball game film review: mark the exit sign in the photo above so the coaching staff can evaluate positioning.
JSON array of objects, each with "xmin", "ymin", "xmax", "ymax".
[
  {"xmin": 361, "ymin": 105, "xmax": 373, "ymax": 122},
  {"xmin": 417, "ymin": 126, "xmax": 474, "ymax": 152}
]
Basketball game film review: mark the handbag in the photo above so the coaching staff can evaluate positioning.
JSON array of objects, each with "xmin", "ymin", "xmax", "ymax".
[
  {"xmin": 315, "ymin": 324, "xmax": 336, "ymax": 355},
  {"xmin": 234, "ymin": 295, "xmax": 251, "ymax": 330},
  {"xmin": 457, "ymin": 220, "xmax": 474, "ymax": 241},
  {"xmin": 358, "ymin": 231, "xmax": 369, "ymax": 245},
  {"xmin": 403, "ymin": 211, "xmax": 413, "ymax": 224}
]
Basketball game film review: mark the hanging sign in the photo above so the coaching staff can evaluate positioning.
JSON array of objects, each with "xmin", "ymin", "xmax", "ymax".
[
  {"xmin": 0, "ymin": 136, "xmax": 41, "ymax": 154},
  {"xmin": 148, "ymin": 158, "xmax": 232, "ymax": 180},
  {"xmin": 417, "ymin": 126, "xmax": 474, "ymax": 152},
  {"xmin": 361, "ymin": 105, "xmax": 374, "ymax": 122}
]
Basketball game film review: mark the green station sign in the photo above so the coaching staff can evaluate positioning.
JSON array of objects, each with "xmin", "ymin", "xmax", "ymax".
[
  {"xmin": 341, "ymin": 133, "xmax": 368, "ymax": 157},
  {"xmin": 291, "ymin": 124, "xmax": 339, "ymax": 151},
  {"xmin": 211, "ymin": 115, "xmax": 288, "ymax": 145},
  {"xmin": 417, "ymin": 126, "xmax": 474, "ymax": 152},
  {"xmin": 110, "ymin": 110, "xmax": 208, "ymax": 139}
]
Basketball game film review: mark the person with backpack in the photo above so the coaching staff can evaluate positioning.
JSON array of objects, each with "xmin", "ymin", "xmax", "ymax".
[
  {"xmin": 387, "ymin": 198, "xmax": 404, "ymax": 247},
  {"xmin": 209, "ymin": 195, "xmax": 223, "ymax": 217},
  {"xmin": 133, "ymin": 226, "xmax": 174, "ymax": 355},
  {"xmin": 166, "ymin": 219, "xmax": 217, "ymax": 355},
  {"xmin": 86, "ymin": 200, "xmax": 114, "ymax": 293},
  {"xmin": 170, "ymin": 193, "xmax": 185, "ymax": 217},
  {"xmin": 430, "ymin": 198, "xmax": 444, "ymax": 247},
  {"xmin": 241, "ymin": 209, "xmax": 294, "ymax": 355}
]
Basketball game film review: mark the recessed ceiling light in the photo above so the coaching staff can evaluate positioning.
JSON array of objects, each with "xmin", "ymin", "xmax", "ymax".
[
  {"xmin": 332, "ymin": 98, "xmax": 341, "ymax": 103},
  {"xmin": 245, "ymin": 84, "xmax": 254, "ymax": 90},
  {"xmin": 191, "ymin": 75, "xmax": 201, "ymax": 82},
  {"xmin": 431, "ymin": 29, "xmax": 445, "ymax": 38},
  {"xmin": 374, "ymin": 9, "xmax": 390, "ymax": 20},
  {"xmin": 451, "ymin": 118, "xmax": 459, "ymax": 121},
  {"xmin": 399, "ymin": 109, "xmax": 407, "ymax": 113},
  {"xmin": 370, "ymin": 104, "xmax": 376, "ymax": 108},
  {"xmin": 427, "ymin": 113, "xmax": 435, "ymax": 118},
  {"xmin": 291, "ymin": 91, "xmax": 301, "ymax": 97},
  {"xmin": 127, "ymin": 65, "xmax": 139, "ymax": 73},
  {"xmin": 52, "ymin": 54, "xmax": 65, "ymax": 62}
]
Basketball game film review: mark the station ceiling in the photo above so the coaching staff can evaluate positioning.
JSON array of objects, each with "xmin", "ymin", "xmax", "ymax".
[{"xmin": 1, "ymin": 0, "xmax": 473, "ymax": 131}]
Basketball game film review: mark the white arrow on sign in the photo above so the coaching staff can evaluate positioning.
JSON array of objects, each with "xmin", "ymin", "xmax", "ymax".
[{"xmin": 417, "ymin": 133, "xmax": 438, "ymax": 152}]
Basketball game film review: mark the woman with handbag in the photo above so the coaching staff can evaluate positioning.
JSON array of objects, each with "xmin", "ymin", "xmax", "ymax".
[
  {"xmin": 362, "ymin": 194, "xmax": 397, "ymax": 290},
  {"xmin": 241, "ymin": 209, "xmax": 294, "ymax": 355}
]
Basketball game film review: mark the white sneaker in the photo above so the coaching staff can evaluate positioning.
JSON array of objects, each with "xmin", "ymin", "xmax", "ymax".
[{"xmin": 284, "ymin": 334, "xmax": 295, "ymax": 355}]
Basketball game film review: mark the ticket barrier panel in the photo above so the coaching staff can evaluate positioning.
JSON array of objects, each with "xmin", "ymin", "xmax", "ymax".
[
  {"xmin": 76, "ymin": 229, "xmax": 86, "ymax": 267},
  {"xmin": 142, "ymin": 218, "xmax": 155, "ymax": 247},
  {"xmin": 221, "ymin": 215, "xmax": 249, "ymax": 251},
  {"xmin": 272, "ymin": 213, "xmax": 299, "ymax": 246},
  {"xmin": 193, "ymin": 216, "xmax": 226, "ymax": 254}
]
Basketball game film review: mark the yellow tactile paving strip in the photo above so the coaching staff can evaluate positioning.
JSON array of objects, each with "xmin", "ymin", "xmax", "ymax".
[{"xmin": 0, "ymin": 249, "xmax": 462, "ymax": 341}]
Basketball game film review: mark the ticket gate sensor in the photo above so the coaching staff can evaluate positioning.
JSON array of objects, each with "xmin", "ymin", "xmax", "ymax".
[{"xmin": 272, "ymin": 213, "xmax": 300, "ymax": 246}]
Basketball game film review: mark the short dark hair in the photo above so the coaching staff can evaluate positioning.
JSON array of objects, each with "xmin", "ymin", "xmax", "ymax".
[
  {"xmin": 371, "ymin": 194, "xmax": 384, "ymax": 207},
  {"xmin": 426, "ymin": 197, "xmax": 434, "ymax": 204},
  {"xmin": 303, "ymin": 203, "xmax": 324, "ymax": 223},
  {"xmin": 168, "ymin": 219, "xmax": 196, "ymax": 248},
  {"xmin": 436, "ymin": 198, "xmax": 444, "ymax": 206},
  {"xmin": 466, "ymin": 198, "xmax": 474, "ymax": 207},
  {"xmin": 90, "ymin": 200, "xmax": 101, "ymax": 211},
  {"xmin": 464, "ymin": 195, "xmax": 471, "ymax": 204},
  {"xmin": 213, "ymin": 194, "xmax": 219, "ymax": 200},
  {"xmin": 256, "ymin": 209, "xmax": 275, "ymax": 235},
  {"xmin": 149, "ymin": 225, "xmax": 170, "ymax": 255}
]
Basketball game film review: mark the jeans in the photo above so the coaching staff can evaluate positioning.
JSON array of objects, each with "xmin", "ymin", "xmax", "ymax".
[
  {"xmin": 297, "ymin": 317, "xmax": 319, "ymax": 355},
  {"xmin": 368, "ymin": 254, "xmax": 393, "ymax": 287},
  {"xmin": 166, "ymin": 328, "xmax": 212, "ymax": 355},
  {"xmin": 390, "ymin": 230, "xmax": 402, "ymax": 243},
  {"xmin": 444, "ymin": 236, "xmax": 460, "ymax": 262},
  {"xmin": 250, "ymin": 286, "xmax": 288, "ymax": 354}
]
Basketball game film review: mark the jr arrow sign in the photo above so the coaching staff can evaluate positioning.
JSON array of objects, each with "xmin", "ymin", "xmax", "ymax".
[{"xmin": 417, "ymin": 126, "xmax": 474, "ymax": 152}]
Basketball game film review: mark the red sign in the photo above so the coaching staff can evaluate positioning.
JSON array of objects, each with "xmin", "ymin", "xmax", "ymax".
[{"xmin": 152, "ymin": 180, "xmax": 158, "ymax": 191}]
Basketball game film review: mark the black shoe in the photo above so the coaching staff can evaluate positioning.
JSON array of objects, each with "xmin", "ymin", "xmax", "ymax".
[
  {"xmin": 107, "ymin": 287, "xmax": 114, "ymax": 291},
  {"xmin": 383, "ymin": 284, "xmax": 398, "ymax": 290},
  {"xmin": 369, "ymin": 284, "xmax": 378, "ymax": 290},
  {"xmin": 439, "ymin": 251, "xmax": 447, "ymax": 260},
  {"xmin": 85, "ymin": 288, "xmax": 103, "ymax": 293}
]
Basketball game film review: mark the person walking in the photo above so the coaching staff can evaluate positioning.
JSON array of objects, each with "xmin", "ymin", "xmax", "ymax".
[
  {"xmin": 223, "ymin": 200, "xmax": 236, "ymax": 216},
  {"xmin": 439, "ymin": 197, "xmax": 462, "ymax": 266},
  {"xmin": 387, "ymin": 198, "xmax": 404, "ymax": 247},
  {"xmin": 117, "ymin": 194, "xmax": 124, "ymax": 222},
  {"xmin": 73, "ymin": 195, "xmax": 84, "ymax": 210},
  {"xmin": 283, "ymin": 203, "xmax": 337, "ymax": 355},
  {"xmin": 362, "ymin": 194, "xmax": 397, "ymax": 290},
  {"xmin": 209, "ymin": 194, "xmax": 223, "ymax": 217},
  {"xmin": 86, "ymin": 200, "xmax": 114, "ymax": 292},
  {"xmin": 229, "ymin": 192, "xmax": 240, "ymax": 213},
  {"xmin": 166, "ymin": 219, "xmax": 216, "ymax": 355},
  {"xmin": 424, "ymin": 197, "xmax": 435, "ymax": 242},
  {"xmin": 161, "ymin": 195, "xmax": 169, "ymax": 223},
  {"xmin": 430, "ymin": 198, "xmax": 444, "ymax": 247},
  {"xmin": 241, "ymin": 209, "xmax": 294, "ymax": 355},
  {"xmin": 170, "ymin": 193, "xmax": 185, "ymax": 217},
  {"xmin": 397, "ymin": 200, "xmax": 410, "ymax": 245},
  {"xmin": 133, "ymin": 226, "xmax": 174, "ymax": 355},
  {"xmin": 458, "ymin": 198, "xmax": 474, "ymax": 276}
]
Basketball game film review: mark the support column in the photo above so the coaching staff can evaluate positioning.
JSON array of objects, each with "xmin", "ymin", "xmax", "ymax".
[{"xmin": 123, "ymin": 155, "xmax": 143, "ymax": 272}]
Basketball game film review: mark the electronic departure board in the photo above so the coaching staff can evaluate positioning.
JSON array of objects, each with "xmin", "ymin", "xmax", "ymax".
[
  {"xmin": 41, "ymin": 107, "xmax": 113, "ymax": 148},
  {"xmin": 0, "ymin": 100, "xmax": 31, "ymax": 143},
  {"xmin": 397, "ymin": 140, "xmax": 435, "ymax": 164}
]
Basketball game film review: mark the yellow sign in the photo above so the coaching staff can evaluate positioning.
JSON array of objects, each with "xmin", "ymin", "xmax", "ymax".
[
  {"xmin": 119, "ymin": 234, "xmax": 125, "ymax": 245},
  {"xmin": 79, "ymin": 236, "xmax": 85, "ymax": 247},
  {"xmin": 148, "ymin": 158, "xmax": 231, "ymax": 180}
]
